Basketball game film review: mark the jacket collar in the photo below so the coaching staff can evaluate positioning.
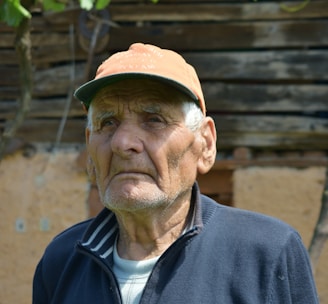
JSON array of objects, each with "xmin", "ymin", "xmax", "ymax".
[{"xmin": 79, "ymin": 182, "xmax": 204, "ymax": 259}]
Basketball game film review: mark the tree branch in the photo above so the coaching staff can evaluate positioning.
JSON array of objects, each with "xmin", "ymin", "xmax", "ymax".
[
  {"xmin": 0, "ymin": 16, "xmax": 32, "ymax": 162},
  {"xmin": 308, "ymin": 167, "xmax": 328, "ymax": 273}
]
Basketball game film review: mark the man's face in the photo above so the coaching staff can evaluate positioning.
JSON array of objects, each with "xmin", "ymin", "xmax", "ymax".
[{"xmin": 86, "ymin": 79, "xmax": 204, "ymax": 212}]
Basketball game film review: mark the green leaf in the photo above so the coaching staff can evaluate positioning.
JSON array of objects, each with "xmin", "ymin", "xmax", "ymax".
[
  {"xmin": 280, "ymin": 0, "xmax": 310, "ymax": 13},
  {"xmin": 95, "ymin": 0, "xmax": 110, "ymax": 10},
  {"xmin": 12, "ymin": 0, "xmax": 31, "ymax": 17},
  {"xmin": 79, "ymin": 0, "xmax": 94, "ymax": 10},
  {"xmin": 0, "ymin": 0, "xmax": 31, "ymax": 27},
  {"xmin": 43, "ymin": 0, "xmax": 66, "ymax": 12}
]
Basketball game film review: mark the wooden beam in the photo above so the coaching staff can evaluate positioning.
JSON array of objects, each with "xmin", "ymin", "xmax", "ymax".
[
  {"xmin": 91, "ymin": 20, "xmax": 328, "ymax": 51},
  {"xmin": 217, "ymin": 133, "xmax": 328, "ymax": 150},
  {"xmin": 183, "ymin": 50, "xmax": 328, "ymax": 81},
  {"xmin": 204, "ymin": 84, "xmax": 328, "ymax": 112},
  {"xmin": 1, "ymin": 119, "xmax": 86, "ymax": 143},
  {"xmin": 112, "ymin": 2, "xmax": 328, "ymax": 22},
  {"xmin": 39, "ymin": 1, "xmax": 328, "ymax": 25},
  {"xmin": 2, "ymin": 49, "xmax": 325, "ymax": 80},
  {"xmin": 1, "ymin": 20, "xmax": 328, "ymax": 50},
  {"xmin": 211, "ymin": 115, "xmax": 328, "ymax": 133}
]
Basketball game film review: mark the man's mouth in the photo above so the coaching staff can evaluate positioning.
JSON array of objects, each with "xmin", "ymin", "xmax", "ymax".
[{"xmin": 112, "ymin": 170, "xmax": 152, "ymax": 180}]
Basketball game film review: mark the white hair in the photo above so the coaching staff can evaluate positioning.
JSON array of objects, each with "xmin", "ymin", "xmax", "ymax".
[
  {"xmin": 86, "ymin": 106, "xmax": 93, "ymax": 130},
  {"xmin": 182, "ymin": 101, "xmax": 204, "ymax": 132},
  {"xmin": 86, "ymin": 101, "xmax": 204, "ymax": 132}
]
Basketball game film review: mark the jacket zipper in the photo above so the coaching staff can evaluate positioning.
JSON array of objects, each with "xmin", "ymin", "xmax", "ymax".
[
  {"xmin": 76, "ymin": 243, "xmax": 123, "ymax": 304},
  {"xmin": 77, "ymin": 227, "xmax": 200, "ymax": 304}
]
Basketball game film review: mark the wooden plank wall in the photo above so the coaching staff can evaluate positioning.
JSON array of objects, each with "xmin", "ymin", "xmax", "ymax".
[{"xmin": 1, "ymin": 0, "xmax": 328, "ymax": 153}]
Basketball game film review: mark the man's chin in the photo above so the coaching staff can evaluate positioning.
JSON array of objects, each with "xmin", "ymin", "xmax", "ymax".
[
  {"xmin": 109, "ymin": 177, "xmax": 156, "ymax": 194},
  {"xmin": 102, "ymin": 185, "xmax": 167, "ymax": 212}
]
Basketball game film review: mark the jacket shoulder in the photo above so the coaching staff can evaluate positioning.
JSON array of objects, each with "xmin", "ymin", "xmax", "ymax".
[
  {"xmin": 201, "ymin": 194, "xmax": 301, "ymax": 250},
  {"xmin": 42, "ymin": 219, "xmax": 92, "ymax": 267}
]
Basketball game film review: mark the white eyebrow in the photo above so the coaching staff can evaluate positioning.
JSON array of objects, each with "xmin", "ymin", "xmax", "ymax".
[
  {"xmin": 95, "ymin": 111, "xmax": 115, "ymax": 122},
  {"xmin": 89, "ymin": 111, "xmax": 115, "ymax": 131},
  {"xmin": 141, "ymin": 104, "xmax": 162, "ymax": 114}
]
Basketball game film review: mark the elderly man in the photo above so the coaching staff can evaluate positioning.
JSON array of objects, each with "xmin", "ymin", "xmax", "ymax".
[{"xmin": 33, "ymin": 43, "xmax": 318, "ymax": 304}]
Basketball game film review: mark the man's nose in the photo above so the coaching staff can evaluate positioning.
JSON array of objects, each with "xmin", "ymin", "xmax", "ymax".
[{"xmin": 110, "ymin": 121, "xmax": 144, "ymax": 156}]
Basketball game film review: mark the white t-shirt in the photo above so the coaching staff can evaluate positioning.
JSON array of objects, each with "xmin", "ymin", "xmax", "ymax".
[
  {"xmin": 113, "ymin": 208, "xmax": 195, "ymax": 303},
  {"xmin": 113, "ymin": 243, "xmax": 159, "ymax": 304}
]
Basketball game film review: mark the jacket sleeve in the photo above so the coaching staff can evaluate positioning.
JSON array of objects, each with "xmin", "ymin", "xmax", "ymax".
[
  {"xmin": 32, "ymin": 259, "xmax": 49, "ymax": 304},
  {"xmin": 269, "ymin": 231, "xmax": 319, "ymax": 304}
]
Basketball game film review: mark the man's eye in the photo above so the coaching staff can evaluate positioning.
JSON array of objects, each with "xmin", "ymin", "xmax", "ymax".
[
  {"xmin": 148, "ymin": 115, "xmax": 163, "ymax": 123},
  {"xmin": 144, "ymin": 115, "xmax": 167, "ymax": 129},
  {"xmin": 101, "ymin": 118, "xmax": 118, "ymax": 129}
]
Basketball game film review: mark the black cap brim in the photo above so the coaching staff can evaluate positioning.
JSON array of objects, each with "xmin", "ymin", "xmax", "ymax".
[{"xmin": 74, "ymin": 73, "xmax": 199, "ymax": 110}]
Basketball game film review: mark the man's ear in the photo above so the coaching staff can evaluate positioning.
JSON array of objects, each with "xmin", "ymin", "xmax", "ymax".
[
  {"xmin": 85, "ymin": 127, "xmax": 90, "ymax": 144},
  {"xmin": 197, "ymin": 117, "xmax": 217, "ymax": 175}
]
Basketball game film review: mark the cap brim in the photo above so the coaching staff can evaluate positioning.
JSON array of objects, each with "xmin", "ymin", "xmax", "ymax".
[{"xmin": 74, "ymin": 73, "xmax": 199, "ymax": 110}]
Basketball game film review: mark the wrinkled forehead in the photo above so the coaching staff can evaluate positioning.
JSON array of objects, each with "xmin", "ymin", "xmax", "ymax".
[{"xmin": 90, "ymin": 78, "xmax": 191, "ymax": 112}]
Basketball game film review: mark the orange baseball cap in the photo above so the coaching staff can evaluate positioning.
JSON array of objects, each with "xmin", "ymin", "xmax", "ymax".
[{"xmin": 74, "ymin": 43, "xmax": 206, "ymax": 114}]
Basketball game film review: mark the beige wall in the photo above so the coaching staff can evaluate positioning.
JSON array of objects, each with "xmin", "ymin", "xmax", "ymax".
[
  {"xmin": 0, "ymin": 149, "xmax": 327, "ymax": 303},
  {"xmin": 234, "ymin": 167, "xmax": 327, "ymax": 303},
  {"xmin": 0, "ymin": 149, "xmax": 88, "ymax": 303}
]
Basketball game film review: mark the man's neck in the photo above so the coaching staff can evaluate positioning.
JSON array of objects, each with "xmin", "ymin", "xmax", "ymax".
[{"xmin": 114, "ymin": 195, "xmax": 192, "ymax": 260}]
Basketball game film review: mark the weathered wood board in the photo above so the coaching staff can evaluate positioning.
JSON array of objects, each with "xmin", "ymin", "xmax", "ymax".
[{"xmin": 1, "ymin": 0, "xmax": 327, "ymax": 151}]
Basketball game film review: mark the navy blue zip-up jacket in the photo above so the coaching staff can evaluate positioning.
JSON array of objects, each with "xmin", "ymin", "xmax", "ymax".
[{"xmin": 33, "ymin": 184, "xmax": 318, "ymax": 303}]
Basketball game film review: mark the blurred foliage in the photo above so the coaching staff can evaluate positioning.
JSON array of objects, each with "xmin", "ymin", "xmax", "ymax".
[{"xmin": 0, "ymin": 0, "xmax": 159, "ymax": 27}]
